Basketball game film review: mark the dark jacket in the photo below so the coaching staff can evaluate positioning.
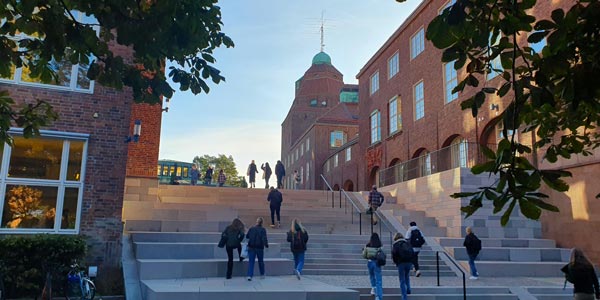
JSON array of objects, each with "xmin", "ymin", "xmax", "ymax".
[
  {"xmin": 268, "ymin": 189, "xmax": 283, "ymax": 206},
  {"xmin": 391, "ymin": 238, "xmax": 414, "ymax": 264},
  {"xmin": 246, "ymin": 225, "xmax": 268, "ymax": 249},
  {"xmin": 262, "ymin": 164, "xmax": 272, "ymax": 178},
  {"xmin": 463, "ymin": 232, "xmax": 481, "ymax": 256},
  {"xmin": 562, "ymin": 263, "xmax": 600, "ymax": 297},
  {"xmin": 248, "ymin": 163, "xmax": 258, "ymax": 181},
  {"xmin": 275, "ymin": 162, "xmax": 286, "ymax": 178},
  {"xmin": 205, "ymin": 168, "xmax": 213, "ymax": 179},
  {"xmin": 223, "ymin": 226, "xmax": 244, "ymax": 248},
  {"xmin": 287, "ymin": 229, "xmax": 309, "ymax": 253}
]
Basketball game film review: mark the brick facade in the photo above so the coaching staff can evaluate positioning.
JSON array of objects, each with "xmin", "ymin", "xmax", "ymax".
[
  {"xmin": 356, "ymin": 0, "xmax": 598, "ymax": 262},
  {"xmin": 281, "ymin": 53, "xmax": 361, "ymax": 190},
  {"xmin": 1, "ymin": 42, "xmax": 136, "ymax": 268},
  {"xmin": 126, "ymin": 102, "xmax": 163, "ymax": 178}
]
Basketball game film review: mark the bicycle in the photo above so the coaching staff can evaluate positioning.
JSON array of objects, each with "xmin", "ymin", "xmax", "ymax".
[{"xmin": 64, "ymin": 263, "xmax": 96, "ymax": 300}]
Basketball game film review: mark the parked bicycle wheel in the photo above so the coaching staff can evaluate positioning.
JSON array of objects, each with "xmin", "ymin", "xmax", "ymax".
[{"xmin": 81, "ymin": 278, "xmax": 95, "ymax": 300}]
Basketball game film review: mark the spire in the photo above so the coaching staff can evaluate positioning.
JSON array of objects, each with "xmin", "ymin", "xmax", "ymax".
[{"xmin": 320, "ymin": 11, "xmax": 325, "ymax": 52}]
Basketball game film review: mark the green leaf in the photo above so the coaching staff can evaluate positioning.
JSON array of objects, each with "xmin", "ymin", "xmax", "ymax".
[
  {"xmin": 471, "ymin": 161, "xmax": 496, "ymax": 174},
  {"xmin": 501, "ymin": 199, "xmax": 517, "ymax": 226},
  {"xmin": 519, "ymin": 198, "xmax": 542, "ymax": 220}
]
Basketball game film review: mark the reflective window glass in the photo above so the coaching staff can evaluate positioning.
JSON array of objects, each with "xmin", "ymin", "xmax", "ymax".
[
  {"xmin": 61, "ymin": 187, "xmax": 79, "ymax": 229},
  {"xmin": 67, "ymin": 140, "xmax": 84, "ymax": 181},
  {"xmin": 2, "ymin": 185, "xmax": 58, "ymax": 229},
  {"xmin": 8, "ymin": 136, "xmax": 63, "ymax": 180}
]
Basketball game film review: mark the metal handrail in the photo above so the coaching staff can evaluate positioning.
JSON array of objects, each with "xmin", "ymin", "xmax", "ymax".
[
  {"xmin": 340, "ymin": 189, "xmax": 363, "ymax": 235},
  {"xmin": 372, "ymin": 208, "xmax": 394, "ymax": 248},
  {"xmin": 436, "ymin": 251, "xmax": 466, "ymax": 300},
  {"xmin": 319, "ymin": 174, "xmax": 336, "ymax": 208}
]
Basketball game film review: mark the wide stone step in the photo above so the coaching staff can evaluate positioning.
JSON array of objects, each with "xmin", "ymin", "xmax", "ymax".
[
  {"xmin": 527, "ymin": 287, "xmax": 573, "ymax": 300},
  {"xmin": 129, "ymin": 231, "xmax": 372, "ymax": 243},
  {"xmin": 302, "ymin": 269, "xmax": 455, "ymax": 276},
  {"xmin": 303, "ymin": 263, "xmax": 451, "ymax": 271},
  {"xmin": 137, "ymin": 258, "xmax": 293, "ymax": 279},
  {"xmin": 141, "ymin": 276, "xmax": 359, "ymax": 300},
  {"xmin": 446, "ymin": 246, "xmax": 570, "ymax": 262},
  {"xmin": 126, "ymin": 220, "xmax": 362, "ymax": 233},
  {"xmin": 133, "ymin": 242, "xmax": 283, "ymax": 259},
  {"xmin": 457, "ymin": 260, "xmax": 565, "ymax": 277},
  {"xmin": 437, "ymin": 237, "xmax": 557, "ymax": 248},
  {"xmin": 462, "ymin": 226, "xmax": 542, "ymax": 239},
  {"xmin": 353, "ymin": 286, "xmax": 512, "ymax": 295},
  {"xmin": 361, "ymin": 293, "xmax": 516, "ymax": 299}
]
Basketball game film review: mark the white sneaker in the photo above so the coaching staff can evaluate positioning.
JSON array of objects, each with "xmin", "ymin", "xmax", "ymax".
[
  {"xmin": 469, "ymin": 276, "xmax": 478, "ymax": 280},
  {"xmin": 370, "ymin": 288, "xmax": 375, "ymax": 295},
  {"xmin": 416, "ymin": 270, "xmax": 421, "ymax": 277},
  {"xmin": 295, "ymin": 270, "xmax": 301, "ymax": 280},
  {"xmin": 247, "ymin": 277, "xmax": 252, "ymax": 281}
]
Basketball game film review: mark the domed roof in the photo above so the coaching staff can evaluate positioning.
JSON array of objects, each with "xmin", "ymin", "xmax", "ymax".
[{"xmin": 312, "ymin": 52, "xmax": 332, "ymax": 65}]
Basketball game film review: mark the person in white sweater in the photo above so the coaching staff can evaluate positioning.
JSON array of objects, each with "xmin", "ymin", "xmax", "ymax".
[{"xmin": 405, "ymin": 221, "xmax": 425, "ymax": 277}]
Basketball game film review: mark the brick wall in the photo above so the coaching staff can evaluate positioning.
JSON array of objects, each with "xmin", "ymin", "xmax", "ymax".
[
  {"xmin": 1, "ymin": 42, "xmax": 135, "ymax": 268},
  {"xmin": 126, "ymin": 102, "xmax": 162, "ymax": 178}
]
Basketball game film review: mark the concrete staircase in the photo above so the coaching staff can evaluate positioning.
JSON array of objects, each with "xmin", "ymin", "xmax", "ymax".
[{"xmin": 123, "ymin": 185, "xmax": 456, "ymax": 300}]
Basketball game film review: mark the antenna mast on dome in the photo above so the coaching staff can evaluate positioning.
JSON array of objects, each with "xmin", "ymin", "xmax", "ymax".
[{"xmin": 320, "ymin": 11, "xmax": 325, "ymax": 52}]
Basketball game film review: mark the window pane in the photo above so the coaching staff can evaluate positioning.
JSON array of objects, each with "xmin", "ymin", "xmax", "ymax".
[
  {"xmin": 162, "ymin": 165, "xmax": 168, "ymax": 176},
  {"xmin": 9, "ymin": 136, "xmax": 63, "ymax": 180},
  {"xmin": 76, "ymin": 61, "xmax": 92, "ymax": 89},
  {"xmin": 67, "ymin": 140, "xmax": 84, "ymax": 181},
  {"xmin": 61, "ymin": 187, "xmax": 79, "ymax": 229},
  {"xmin": 21, "ymin": 57, "xmax": 73, "ymax": 87},
  {"xmin": 2, "ymin": 185, "xmax": 58, "ymax": 229}
]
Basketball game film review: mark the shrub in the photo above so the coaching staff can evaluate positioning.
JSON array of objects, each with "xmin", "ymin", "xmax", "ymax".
[{"xmin": 0, "ymin": 234, "xmax": 86, "ymax": 298}]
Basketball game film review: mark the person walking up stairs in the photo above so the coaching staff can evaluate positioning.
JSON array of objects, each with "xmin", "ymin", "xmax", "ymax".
[
  {"xmin": 406, "ymin": 221, "xmax": 426, "ymax": 277},
  {"xmin": 287, "ymin": 218, "xmax": 309, "ymax": 280},
  {"xmin": 267, "ymin": 187, "xmax": 283, "ymax": 228}
]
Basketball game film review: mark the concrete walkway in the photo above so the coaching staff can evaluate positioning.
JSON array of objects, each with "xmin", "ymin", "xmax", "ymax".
[{"xmin": 141, "ymin": 276, "xmax": 359, "ymax": 300}]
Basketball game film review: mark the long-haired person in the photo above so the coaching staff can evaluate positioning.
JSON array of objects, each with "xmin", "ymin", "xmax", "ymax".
[
  {"xmin": 561, "ymin": 248, "xmax": 600, "ymax": 300},
  {"xmin": 287, "ymin": 218, "xmax": 309, "ymax": 279},
  {"xmin": 221, "ymin": 218, "xmax": 246, "ymax": 279},
  {"xmin": 362, "ymin": 232, "xmax": 383, "ymax": 300}
]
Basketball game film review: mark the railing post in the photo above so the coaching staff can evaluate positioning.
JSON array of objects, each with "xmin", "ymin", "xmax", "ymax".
[
  {"xmin": 359, "ymin": 212, "xmax": 362, "ymax": 235},
  {"xmin": 436, "ymin": 251, "xmax": 440, "ymax": 286},
  {"xmin": 462, "ymin": 272, "xmax": 466, "ymax": 300},
  {"xmin": 331, "ymin": 191, "xmax": 334, "ymax": 208},
  {"xmin": 370, "ymin": 211, "xmax": 373, "ymax": 234},
  {"xmin": 339, "ymin": 191, "xmax": 342, "ymax": 208}
]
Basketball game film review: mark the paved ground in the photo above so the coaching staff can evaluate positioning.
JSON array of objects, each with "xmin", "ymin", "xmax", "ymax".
[{"xmin": 304, "ymin": 275, "xmax": 568, "ymax": 288}]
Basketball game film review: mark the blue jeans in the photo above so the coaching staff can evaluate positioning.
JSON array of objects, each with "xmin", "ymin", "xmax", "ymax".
[
  {"xmin": 247, "ymin": 248, "xmax": 265, "ymax": 277},
  {"xmin": 293, "ymin": 251, "xmax": 305, "ymax": 273},
  {"xmin": 367, "ymin": 260, "xmax": 382, "ymax": 299},
  {"xmin": 468, "ymin": 253, "xmax": 478, "ymax": 277},
  {"xmin": 397, "ymin": 262, "xmax": 412, "ymax": 299}
]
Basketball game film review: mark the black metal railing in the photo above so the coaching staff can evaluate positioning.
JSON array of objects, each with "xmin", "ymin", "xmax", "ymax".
[
  {"xmin": 320, "ymin": 174, "xmax": 336, "ymax": 208},
  {"xmin": 436, "ymin": 251, "xmax": 466, "ymax": 300},
  {"xmin": 340, "ymin": 189, "xmax": 363, "ymax": 235},
  {"xmin": 378, "ymin": 142, "xmax": 535, "ymax": 187}
]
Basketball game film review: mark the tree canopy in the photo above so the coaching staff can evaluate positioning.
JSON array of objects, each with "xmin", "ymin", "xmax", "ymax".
[
  {"xmin": 193, "ymin": 154, "xmax": 245, "ymax": 187},
  {"xmin": 400, "ymin": 0, "xmax": 600, "ymax": 224},
  {"xmin": 0, "ymin": 0, "xmax": 233, "ymax": 144}
]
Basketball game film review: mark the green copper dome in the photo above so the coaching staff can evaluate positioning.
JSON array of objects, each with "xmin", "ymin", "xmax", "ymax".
[{"xmin": 312, "ymin": 52, "xmax": 332, "ymax": 65}]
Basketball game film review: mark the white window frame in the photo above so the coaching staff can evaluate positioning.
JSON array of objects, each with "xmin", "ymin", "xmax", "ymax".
[
  {"xmin": 388, "ymin": 51, "xmax": 399, "ymax": 79},
  {"xmin": 306, "ymin": 162, "xmax": 309, "ymax": 183},
  {"xmin": 330, "ymin": 131, "xmax": 346, "ymax": 148},
  {"xmin": 334, "ymin": 154, "xmax": 339, "ymax": 168},
  {"xmin": 301, "ymin": 144, "xmax": 304, "ymax": 155},
  {"xmin": 487, "ymin": 33, "xmax": 502, "ymax": 80},
  {"xmin": 444, "ymin": 61, "xmax": 458, "ymax": 103},
  {"xmin": 389, "ymin": 96, "xmax": 402, "ymax": 134},
  {"xmin": 370, "ymin": 71, "xmax": 380, "ymax": 95},
  {"xmin": 414, "ymin": 81, "xmax": 425, "ymax": 120},
  {"xmin": 410, "ymin": 28, "xmax": 425, "ymax": 59},
  {"xmin": 439, "ymin": 0, "xmax": 457, "ymax": 14},
  {"xmin": 346, "ymin": 147, "xmax": 352, "ymax": 162},
  {"xmin": 370, "ymin": 110, "xmax": 381, "ymax": 144},
  {"xmin": 0, "ymin": 129, "xmax": 89, "ymax": 234},
  {"xmin": 306, "ymin": 138, "xmax": 310, "ymax": 152},
  {"xmin": 0, "ymin": 11, "xmax": 98, "ymax": 93}
]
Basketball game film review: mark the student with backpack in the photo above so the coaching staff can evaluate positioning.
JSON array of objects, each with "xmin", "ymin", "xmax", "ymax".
[
  {"xmin": 392, "ymin": 232, "xmax": 414, "ymax": 300},
  {"xmin": 405, "ymin": 221, "xmax": 426, "ymax": 277},
  {"xmin": 362, "ymin": 233, "xmax": 384, "ymax": 300},
  {"xmin": 219, "ymin": 218, "xmax": 246, "ymax": 279},
  {"xmin": 368, "ymin": 185, "xmax": 384, "ymax": 225},
  {"xmin": 286, "ymin": 218, "xmax": 309, "ymax": 280},
  {"xmin": 463, "ymin": 226, "xmax": 482, "ymax": 279}
]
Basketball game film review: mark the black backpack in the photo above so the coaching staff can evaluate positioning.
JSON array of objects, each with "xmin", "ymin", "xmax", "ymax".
[
  {"xmin": 410, "ymin": 229, "xmax": 425, "ymax": 247},
  {"xmin": 375, "ymin": 249, "xmax": 386, "ymax": 267},
  {"xmin": 472, "ymin": 235, "xmax": 482, "ymax": 252},
  {"xmin": 292, "ymin": 231, "xmax": 304, "ymax": 251}
]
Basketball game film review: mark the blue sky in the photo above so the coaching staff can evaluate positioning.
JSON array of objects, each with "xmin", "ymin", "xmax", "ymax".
[{"xmin": 159, "ymin": 0, "xmax": 422, "ymax": 176}]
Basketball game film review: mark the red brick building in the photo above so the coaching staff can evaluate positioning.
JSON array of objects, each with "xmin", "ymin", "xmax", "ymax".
[
  {"xmin": 281, "ymin": 52, "xmax": 360, "ymax": 190},
  {"xmin": 352, "ymin": 0, "xmax": 599, "ymax": 261},
  {"xmin": 0, "ymin": 37, "xmax": 161, "ymax": 272}
]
